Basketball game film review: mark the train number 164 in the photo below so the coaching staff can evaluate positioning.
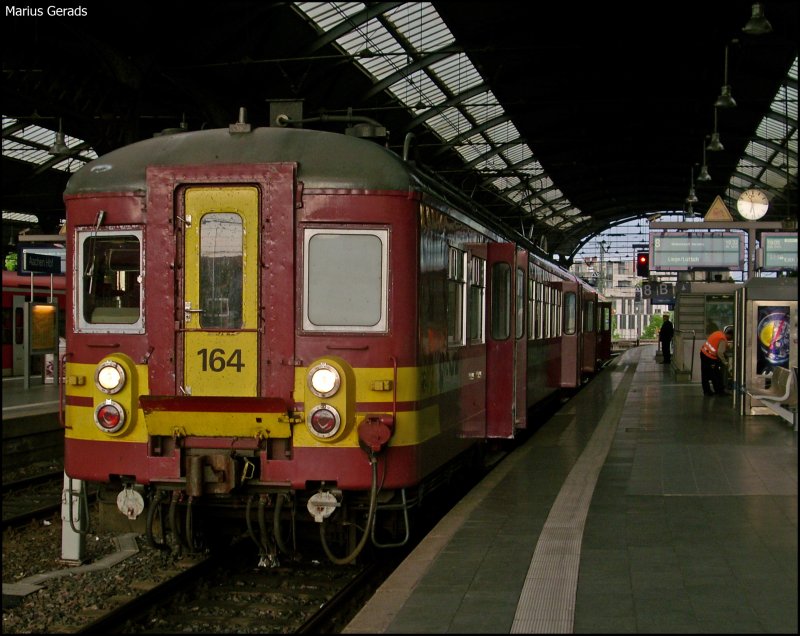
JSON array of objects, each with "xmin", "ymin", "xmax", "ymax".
[{"xmin": 196, "ymin": 348, "xmax": 245, "ymax": 372}]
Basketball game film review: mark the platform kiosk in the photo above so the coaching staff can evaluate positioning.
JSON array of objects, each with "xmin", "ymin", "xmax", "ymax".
[
  {"xmin": 671, "ymin": 281, "xmax": 738, "ymax": 383},
  {"xmin": 12, "ymin": 247, "xmax": 64, "ymax": 388},
  {"xmin": 21, "ymin": 298, "xmax": 60, "ymax": 389},
  {"xmin": 733, "ymin": 277, "xmax": 797, "ymax": 426}
]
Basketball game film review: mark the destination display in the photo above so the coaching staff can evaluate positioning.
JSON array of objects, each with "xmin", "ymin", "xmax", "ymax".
[
  {"xmin": 649, "ymin": 232, "xmax": 745, "ymax": 271},
  {"xmin": 760, "ymin": 232, "xmax": 797, "ymax": 271}
]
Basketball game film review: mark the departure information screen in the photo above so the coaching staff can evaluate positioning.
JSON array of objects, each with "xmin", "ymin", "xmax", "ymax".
[
  {"xmin": 761, "ymin": 232, "xmax": 797, "ymax": 270},
  {"xmin": 649, "ymin": 232, "xmax": 745, "ymax": 271}
]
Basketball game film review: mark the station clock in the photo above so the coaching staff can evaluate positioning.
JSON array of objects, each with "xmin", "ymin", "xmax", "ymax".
[{"xmin": 736, "ymin": 188, "xmax": 769, "ymax": 220}]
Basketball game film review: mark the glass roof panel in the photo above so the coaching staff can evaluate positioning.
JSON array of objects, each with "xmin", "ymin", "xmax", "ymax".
[
  {"xmin": 385, "ymin": 3, "xmax": 454, "ymax": 51},
  {"xmin": 427, "ymin": 53, "xmax": 483, "ymax": 94},
  {"xmin": 387, "ymin": 70, "xmax": 447, "ymax": 110},
  {"xmin": 537, "ymin": 190, "xmax": 565, "ymax": 204},
  {"xmin": 733, "ymin": 57, "xmax": 797, "ymax": 195},
  {"xmin": 2, "ymin": 211, "xmax": 38, "ymax": 223},
  {"xmin": 485, "ymin": 121, "xmax": 520, "ymax": 145},
  {"xmin": 295, "ymin": 2, "xmax": 364, "ymax": 31},
  {"xmin": 495, "ymin": 176, "xmax": 521, "ymax": 192},
  {"xmin": 426, "ymin": 107, "xmax": 472, "ymax": 143},
  {"xmin": 474, "ymin": 156, "xmax": 506, "ymax": 172},
  {"xmin": 458, "ymin": 137, "xmax": 490, "ymax": 163},
  {"xmin": 2, "ymin": 136, "xmax": 52, "ymax": 165},
  {"xmin": 361, "ymin": 24, "xmax": 403, "ymax": 58},
  {"xmin": 7, "ymin": 3, "xmax": 791, "ymax": 261},
  {"xmin": 461, "ymin": 92, "xmax": 504, "ymax": 123},
  {"xmin": 2, "ymin": 116, "xmax": 97, "ymax": 173},
  {"xmin": 760, "ymin": 165, "xmax": 793, "ymax": 189},
  {"xmin": 502, "ymin": 144, "xmax": 532, "ymax": 165},
  {"xmin": 291, "ymin": 1, "xmax": 581, "ymax": 242},
  {"xmin": 506, "ymin": 189, "xmax": 528, "ymax": 203}
]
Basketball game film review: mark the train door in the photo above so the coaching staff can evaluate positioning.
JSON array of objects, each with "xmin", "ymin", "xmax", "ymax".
[
  {"xmin": 486, "ymin": 242, "xmax": 519, "ymax": 438},
  {"xmin": 514, "ymin": 249, "xmax": 528, "ymax": 429},
  {"xmin": 559, "ymin": 281, "xmax": 580, "ymax": 388},
  {"xmin": 597, "ymin": 301, "xmax": 612, "ymax": 364},
  {"xmin": 581, "ymin": 292, "xmax": 597, "ymax": 374},
  {"xmin": 11, "ymin": 295, "xmax": 26, "ymax": 375},
  {"xmin": 181, "ymin": 186, "xmax": 259, "ymax": 397},
  {"xmin": 460, "ymin": 244, "xmax": 488, "ymax": 438}
]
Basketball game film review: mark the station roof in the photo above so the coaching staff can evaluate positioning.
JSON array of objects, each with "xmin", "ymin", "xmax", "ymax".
[{"xmin": 2, "ymin": 1, "xmax": 797, "ymax": 264}]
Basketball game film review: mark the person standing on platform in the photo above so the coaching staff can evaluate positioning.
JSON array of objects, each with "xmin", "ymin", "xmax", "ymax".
[
  {"xmin": 699, "ymin": 324, "xmax": 733, "ymax": 396},
  {"xmin": 658, "ymin": 314, "xmax": 674, "ymax": 364}
]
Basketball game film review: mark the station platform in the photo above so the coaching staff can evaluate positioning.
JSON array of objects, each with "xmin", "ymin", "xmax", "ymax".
[
  {"xmin": 2, "ymin": 375, "xmax": 60, "ymax": 420},
  {"xmin": 344, "ymin": 344, "xmax": 798, "ymax": 634}
]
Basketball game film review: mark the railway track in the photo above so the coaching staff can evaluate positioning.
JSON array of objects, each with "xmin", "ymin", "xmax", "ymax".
[
  {"xmin": 2, "ymin": 471, "xmax": 64, "ymax": 529},
  {"xmin": 2, "ymin": 445, "xmax": 487, "ymax": 633},
  {"xmin": 2, "ymin": 417, "xmax": 538, "ymax": 633},
  {"xmin": 59, "ymin": 445, "xmax": 498, "ymax": 634},
  {"xmin": 73, "ymin": 540, "xmax": 398, "ymax": 634}
]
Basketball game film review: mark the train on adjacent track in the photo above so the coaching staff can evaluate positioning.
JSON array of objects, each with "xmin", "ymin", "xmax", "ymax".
[
  {"xmin": 2, "ymin": 269, "xmax": 66, "ymax": 378},
  {"xmin": 61, "ymin": 115, "xmax": 612, "ymax": 564}
]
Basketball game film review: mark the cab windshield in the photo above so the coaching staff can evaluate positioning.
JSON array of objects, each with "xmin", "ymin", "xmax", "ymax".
[{"xmin": 78, "ymin": 231, "xmax": 143, "ymax": 331}]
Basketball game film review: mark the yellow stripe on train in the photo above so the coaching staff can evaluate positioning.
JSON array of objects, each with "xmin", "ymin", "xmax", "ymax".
[{"xmin": 64, "ymin": 359, "xmax": 450, "ymax": 447}]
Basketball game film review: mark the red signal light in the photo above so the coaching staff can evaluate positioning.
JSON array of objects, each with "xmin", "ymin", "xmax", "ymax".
[{"xmin": 636, "ymin": 252, "xmax": 650, "ymax": 277}]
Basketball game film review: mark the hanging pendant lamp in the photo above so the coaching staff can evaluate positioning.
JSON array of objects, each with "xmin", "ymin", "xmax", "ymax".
[
  {"xmin": 697, "ymin": 140, "xmax": 712, "ymax": 181},
  {"xmin": 714, "ymin": 45, "xmax": 737, "ymax": 108},
  {"xmin": 707, "ymin": 109, "xmax": 724, "ymax": 152},
  {"xmin": 48, "ymin": 118, "xmax": 70, "ymax": 156},
  {"xmin": 742, "ymin": 3, "xmax": 772, "ymax": 35}
]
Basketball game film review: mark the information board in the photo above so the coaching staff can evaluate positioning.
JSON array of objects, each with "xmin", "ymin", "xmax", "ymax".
[
  {"xmin": 649, "ymin": 232, "xmax": 745, "ymax": 271},
  {"xmin": 19, "ymin": 245, "xmax": 66, "ymax": 275},
  {"xmin": 641, "ymin": 281, "xmax": 675, "ymax": 306},
  {"xmin": 22, "ymin": 251, "xmax": 62, "ymax": 274},
  {"xmin": 28, "ymin": 302, "xmax": 59, "ymax": 354},
  {"xmin": 761, "ymin": 232, "xmax": 797, "ymax": 271}
]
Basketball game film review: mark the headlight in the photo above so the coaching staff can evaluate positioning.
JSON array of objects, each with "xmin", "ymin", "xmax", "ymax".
[
  {"xmin": 94, "ymin": 400, "xmax": 126, "ymax": 434},
  {"xmin": 95, "ymin": 360, "xmax": 126, "ymax": 395},
  {"xmin": 307, "ymin": 404, "xmax": 341, "ymax": 439},
  {"xmin": 308, "ymin": 362, "xmax": 340, "ymax": 398}
]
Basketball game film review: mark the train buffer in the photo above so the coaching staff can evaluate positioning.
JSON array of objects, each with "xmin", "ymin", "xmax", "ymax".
[{"xmin": 745, "ymin": 366, "xmax": 797, "ymax": 431}]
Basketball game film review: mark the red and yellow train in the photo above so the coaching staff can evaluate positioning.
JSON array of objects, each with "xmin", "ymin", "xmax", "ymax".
[{"xmin": 62, "ymin": 121, "xmax": 611, "ymax": 563}]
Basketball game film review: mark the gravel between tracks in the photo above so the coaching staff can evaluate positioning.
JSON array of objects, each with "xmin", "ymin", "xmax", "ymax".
[{"xmin": 2, "ymin": 513, "xmax": 180, "ymax": 633}]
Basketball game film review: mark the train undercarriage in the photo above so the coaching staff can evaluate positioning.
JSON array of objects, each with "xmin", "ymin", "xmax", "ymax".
[{"xmin": 95, "ymin": 441, "xmax": 489, "ymax": 565}]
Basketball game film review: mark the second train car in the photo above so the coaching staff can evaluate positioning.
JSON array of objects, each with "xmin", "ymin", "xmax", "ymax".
[{"xmin": 62, "ymin": 118, "xmax": 611, "ymax": 563}]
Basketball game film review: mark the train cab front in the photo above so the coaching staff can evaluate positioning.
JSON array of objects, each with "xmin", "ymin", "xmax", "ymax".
[
  {"xmin": 64, "ymin": 352, "xmax": 297, "ymax": 494},
  {"xmin": 141, "ymin": 353, "xmax": 392, "ymax": 490}
]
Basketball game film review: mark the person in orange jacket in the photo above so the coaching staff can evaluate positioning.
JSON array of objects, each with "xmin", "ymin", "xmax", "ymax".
[{"xmin": 699, "ymin": 324, "xmax": 733, "ymax": 396}]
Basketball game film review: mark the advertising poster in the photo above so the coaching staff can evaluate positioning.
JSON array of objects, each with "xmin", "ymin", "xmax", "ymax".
[{"xmin": 756, "ymin": 305, "xmax": 790, "ymax": 374}]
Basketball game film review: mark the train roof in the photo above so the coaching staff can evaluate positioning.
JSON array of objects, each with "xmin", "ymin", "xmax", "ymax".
[
  {"xmin": 64, "ymin": 127, "xmax": 415, "ymax": 196},
  {"xmin": 64, "ymin": 124, "xmax": 562, "ymax": 270}
]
